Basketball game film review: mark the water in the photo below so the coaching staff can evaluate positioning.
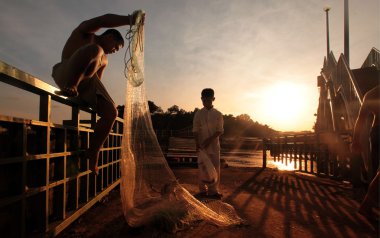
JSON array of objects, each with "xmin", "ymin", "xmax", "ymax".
[{"xmin": 222, "ymin": 151, "xmax": 277, "ymax": 169}]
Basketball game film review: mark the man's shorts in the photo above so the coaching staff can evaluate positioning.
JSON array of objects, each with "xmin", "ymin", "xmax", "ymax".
[{"xmin": 52, "ymin": 60, "xmax": 114, "ymax": 109}]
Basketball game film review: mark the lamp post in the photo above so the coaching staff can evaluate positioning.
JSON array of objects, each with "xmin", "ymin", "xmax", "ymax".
[
  {"xmin": 324, "ymin": 7, "xmax": 331, "ymax": 64},
  {"xmin": 344, "ymin": 0, "xmax": 350, "ymax": 66}
]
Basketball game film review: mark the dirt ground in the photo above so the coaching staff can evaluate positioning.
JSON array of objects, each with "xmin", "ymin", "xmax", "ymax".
[{"xmin": 57, "ymin": 167, "xmax": 379, "ymax": 238}]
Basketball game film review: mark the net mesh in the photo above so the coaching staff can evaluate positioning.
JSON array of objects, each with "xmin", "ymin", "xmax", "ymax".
[{"xmin": 120, "ymin": 10, "xmax": 244, "ymax": 233}]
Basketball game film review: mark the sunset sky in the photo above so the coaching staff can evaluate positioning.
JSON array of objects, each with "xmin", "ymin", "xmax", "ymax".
[{"xmin": 0, "ymin": 0, "xmax": 379, "ymax": 131}]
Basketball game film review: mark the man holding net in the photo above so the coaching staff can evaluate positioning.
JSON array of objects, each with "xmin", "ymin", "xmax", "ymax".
[
  {"xmin": 52, "ymin": 13, "xmax": 139, "ymax": 174},
  {"xmin": 193, "ymin": 88, "xmax": 224, "ymax": 199}
]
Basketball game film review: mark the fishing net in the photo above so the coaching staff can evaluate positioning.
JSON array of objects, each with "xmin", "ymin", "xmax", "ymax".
[{"xmin": 120, "ymin": 10, "xmax": 244, "ymax": 233}]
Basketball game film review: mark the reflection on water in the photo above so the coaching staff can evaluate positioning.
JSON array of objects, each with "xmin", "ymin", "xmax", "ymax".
[
  {"xmin": 222, "ymin": 151, "xmax": 277, "ymax": 169},
  {"xmin": 223, "ymin": 151, "xmax": 317, "ymax": 172},
  {"xmin": 271, "ymin": 161, "xmax": 297, "ymax": 171},
  {"xmin": 221, "ymin": 151, "xmax": 299, "ymax": 171}
]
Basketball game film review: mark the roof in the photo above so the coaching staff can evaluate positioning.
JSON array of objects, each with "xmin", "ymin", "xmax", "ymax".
[{"xmin": 352, "ymin": 66, "xmax": 380, "ymax": 96}]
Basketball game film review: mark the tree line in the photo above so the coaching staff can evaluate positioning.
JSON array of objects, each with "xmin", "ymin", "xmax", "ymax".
[
  {"xmin": 117, "ymin": 101, "xmax": 277, "ymax": 138},
  {"xmin": 148, "ymin": 101, "xmax": 277, "ymax": 137}
]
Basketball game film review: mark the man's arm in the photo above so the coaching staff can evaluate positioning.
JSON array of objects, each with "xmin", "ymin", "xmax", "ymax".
[
  {"xmin": 193, "ymin": 132, "xmax": 200, "ymax": 151},
  {"xmin": 202, "ymin": 112, "xmax": 224, "ymax": 149},
  {"xmin": 201, "ymin": 131, "xmax": 223, "ymax": 149},
  {"xmin": 77, "ymin": 13, "xmax": 139, "ymax": 34}
]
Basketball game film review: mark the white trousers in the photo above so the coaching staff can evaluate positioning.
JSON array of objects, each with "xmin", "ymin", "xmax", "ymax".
[{"xmin": 198, "ymin": 152, "xmax": 220, "ymax": 194}]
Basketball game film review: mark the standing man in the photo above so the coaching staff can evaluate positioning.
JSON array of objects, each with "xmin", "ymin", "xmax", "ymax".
[
  {"xmin": 193, "ymin": 88, "xmax": 224, "ymax": 199},
  {"xmin": 351, "ymin": 85, "xmax": 380, "ymax": 221},
  {"xmin": 52, "ymin": 13, "xmax": 140, "ymax": 174}
]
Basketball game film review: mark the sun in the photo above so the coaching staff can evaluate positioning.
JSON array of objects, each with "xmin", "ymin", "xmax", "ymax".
[{"xmin": 259, "ymin": 82, "xmax": 308, "ymax": 131}]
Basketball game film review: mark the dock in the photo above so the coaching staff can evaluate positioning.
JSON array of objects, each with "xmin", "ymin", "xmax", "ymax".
[{"xmin": 57, "ymin": 166, "xmax": 378, "ymax": 238}]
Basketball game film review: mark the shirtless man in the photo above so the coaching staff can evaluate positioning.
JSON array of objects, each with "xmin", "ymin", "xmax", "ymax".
[
  {"xmin": 351, "ymin": 85, "xmax": 380, "ymax": 220},
  {"xmin": 52, "ymin": 13, "xmax": 139, "ymax": 174}
]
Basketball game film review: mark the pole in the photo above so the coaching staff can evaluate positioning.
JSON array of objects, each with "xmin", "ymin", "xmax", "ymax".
[
  {"xmin": 344, "ymin": 0, "xmax": 350, "ymax": 66},
  {"xmin": 324, "ymin": 7, "xmax": 331, "ymax": 63}
]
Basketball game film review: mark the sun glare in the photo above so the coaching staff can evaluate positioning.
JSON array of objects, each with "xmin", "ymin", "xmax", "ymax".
[
  {"xmin": 260, "ymin": 82, "xmax": 307, "ymax": 131},
  {"xmin": 272, "ymin": 161, "xmax": 297, "ymax": 171}
]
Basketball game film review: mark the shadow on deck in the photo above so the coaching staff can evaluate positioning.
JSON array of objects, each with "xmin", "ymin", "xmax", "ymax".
[{"xmin": 57, "ymin": 166, "xmax": 379, "ymax": 238}]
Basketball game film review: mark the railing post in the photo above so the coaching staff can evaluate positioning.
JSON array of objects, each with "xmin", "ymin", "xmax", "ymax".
[
  {"xmin": 303, "ymin": 135, "xmax": 308, "ymax": 172},
  {"xmin": 262, "ymin": 138, "xmax": 267, "ymax": 169},
  {"xmin": 294, "ymin": 139, "xmax": 297, "ymax": 169},
  {"xmin": 315, "ymin": 133, "xmax": 318, "ymax": 175},
  {"xmin": 40, "ymin": 94, "xmax": 51, "ymax": 231},
  {"xmin": 39, "ymin": 94, "xmax": 51, "ymax": 122},
  {"xmin": 285, "ymin": 136, "xmax": 289, "ymax": 166}
]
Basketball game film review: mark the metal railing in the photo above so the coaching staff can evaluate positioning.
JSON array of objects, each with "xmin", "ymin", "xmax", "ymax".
[
  {"xmin": 267, "ymin": 133, "xmax": 353, "ymax": 180},
  {"xmin": 0, "ymin": 60, "xmax": 123, "ymax": 237}
]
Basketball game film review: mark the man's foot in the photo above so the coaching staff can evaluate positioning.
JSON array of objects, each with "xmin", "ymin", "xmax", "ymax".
[
  {"xmin": 207, "ymin": 192, "xmax": 223, "ymax": 200},
  {"xmin": 55, "ymin": 86, "xmax": 78, "ymax": 97},
  {"xmin": 89, "ymin": 159, "xmax": 99, "ymax": 176},
  {"xmin": 85, "ymin": 152, "xmax": 99, "ymax": 176}
]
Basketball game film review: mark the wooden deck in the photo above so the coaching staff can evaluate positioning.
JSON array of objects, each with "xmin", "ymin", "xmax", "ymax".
[{"xmin": 57, "ymin": 166, "xmax": 379, "ymax": 238}]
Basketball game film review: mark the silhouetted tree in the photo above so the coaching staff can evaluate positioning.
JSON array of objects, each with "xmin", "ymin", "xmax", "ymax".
[
  {"xmin": 119, "ymin": 101, "xmax": 277, "ymax": 138},
  {"xmin": 148, "ymin": 100, "xmax": 163, "ymax": 114},
  {"xmin": 167, "ymin": 105, "xmax": 180, "ymax": 115}
]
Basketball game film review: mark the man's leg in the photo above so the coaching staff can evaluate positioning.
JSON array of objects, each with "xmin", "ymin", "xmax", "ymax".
[
  {"xmin": 207, "ymin": 153, "xmax": 221, "ymax": 196},
  {"xmin": 198, "ymin": 168, "xmax": 208, "ymax": 194},
  {"xmin": 59, "ymin": 44, "xmax": 104, "ymax": 97},
  {"xmin": 88, "ymin": 95, "xmax": 117, "ymax": 174}
]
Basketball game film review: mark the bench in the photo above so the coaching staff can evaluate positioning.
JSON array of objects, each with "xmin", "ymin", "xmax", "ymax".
[{"xmin": 165, "ymin": 137, "xmax": 198, "ymax": 166}]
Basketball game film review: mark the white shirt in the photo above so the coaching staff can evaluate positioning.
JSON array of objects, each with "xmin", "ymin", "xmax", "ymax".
[{"xmin": 192, "ymin": 107, "xmax": 224, "ymax": 154}]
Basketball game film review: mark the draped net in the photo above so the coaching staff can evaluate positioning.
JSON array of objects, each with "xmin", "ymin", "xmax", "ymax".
[{"xmin": 120, "ymin": 10, "xmax": 244, "ymax": 233}]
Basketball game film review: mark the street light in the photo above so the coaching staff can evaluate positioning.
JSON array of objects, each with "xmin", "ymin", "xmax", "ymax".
[
  {"xmin": 324, "ymin": 7, "xmax": 331, "ymax": 64},
  {"xmin": 344, "ymin": 0, "xmax": 350, "ymax": 66}
]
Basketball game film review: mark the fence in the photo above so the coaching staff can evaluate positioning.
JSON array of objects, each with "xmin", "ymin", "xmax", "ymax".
[
  {"xmin": 267, "ymin": 132, "xmax": 358, "ymax": 182},
  {"xmin": 0, "ymin": 60, "xmax": 123, "ymax": 237}
]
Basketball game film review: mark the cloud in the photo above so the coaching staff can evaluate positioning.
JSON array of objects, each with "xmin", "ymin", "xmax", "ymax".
[{"xmin": 0, "ymin": 0, "xmax": 378, "ymax": 131}]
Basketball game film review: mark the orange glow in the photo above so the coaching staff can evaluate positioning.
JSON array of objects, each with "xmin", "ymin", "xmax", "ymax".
[
  {"xmin": 259, "ymin": 82, "xmax": 309, "ymax": 131},
  {"xmin": 272, "ymin": 161, "xmax": 297, "ymax": 171}
]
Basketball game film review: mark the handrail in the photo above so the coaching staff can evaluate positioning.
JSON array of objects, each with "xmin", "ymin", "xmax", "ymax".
[
  {"xmin": 0, "ymin": 60, "xmax": 95, "ymax": 113},
  {"xmin": 0, "ymin": 60, "xmax": 124, "ymax": 237}
]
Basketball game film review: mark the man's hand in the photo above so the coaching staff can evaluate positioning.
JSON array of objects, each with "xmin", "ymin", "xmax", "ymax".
[
  {"xmin": 201, "ymin": 137, "xmax": 213, "ymax": 149},
  {"xmin": 131, "ymin": 10, "xmax": 145, "ymax": 25}
]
